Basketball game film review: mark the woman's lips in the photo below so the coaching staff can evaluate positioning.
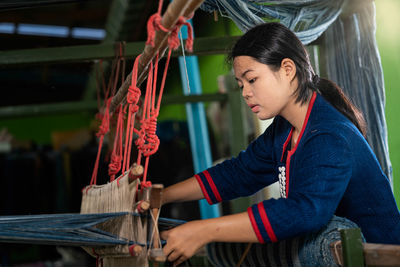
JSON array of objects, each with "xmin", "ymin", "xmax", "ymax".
[{"xmin": 249, "ymin": 104, "xmax": 260, "ymax": 113}]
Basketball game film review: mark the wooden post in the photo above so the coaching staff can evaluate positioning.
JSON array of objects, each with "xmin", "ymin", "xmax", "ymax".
[
  {"xmin": 340, "ymin": 228, "xmax": 365, "ymax": 267},
  {"xmin": 149, "ymin": 184, "xmax": 166, "ymax": 264}
]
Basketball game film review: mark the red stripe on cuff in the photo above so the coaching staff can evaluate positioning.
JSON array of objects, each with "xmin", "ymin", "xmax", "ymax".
[
  {"xmin": 203, "ymin": 170, "xmax": 222, "ymax": 202},
  {"xmin": 194, "ymin": 174, "xmax": 213, "ymax": 205},
  {"xmin": 247, "ymin": 207, "xmax": 265, "ymax": 243},
  {"xmin": 257, "ymin": 202, "xmax": 278, "ymax": 242}
]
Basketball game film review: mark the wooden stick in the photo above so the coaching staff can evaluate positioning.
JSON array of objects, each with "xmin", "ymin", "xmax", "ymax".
[
  {"xmin": 149, "ymin": 184, "xmax": 166, "ymax": 263},
  {"xmin": 129, "ymin": 163, "xmax": 144, "ymax": 183},
  {"xmin": 137, "ymin": 184, "xmax": 151, "ymax": 213},
  {"xmin": 109, "ymin": 0, "xmax": 205, "ymax": 113},
  {"xmin": 330, "ymin": 241, "xmax": 400, "ymax": 266}
]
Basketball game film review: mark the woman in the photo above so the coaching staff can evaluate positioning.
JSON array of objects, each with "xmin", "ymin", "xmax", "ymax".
[{"xmin": 160, "ymin": 22, "xmax": 400, "ymax": 266}]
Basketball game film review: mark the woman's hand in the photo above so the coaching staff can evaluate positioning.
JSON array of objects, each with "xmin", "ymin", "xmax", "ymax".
[
  {"xmin": 160, "ymin": 212, "xmax": 258, "ymax": 266},
  {"xmin": 161, "ymin": 220, "xmax": 210, "ymax": 266}
]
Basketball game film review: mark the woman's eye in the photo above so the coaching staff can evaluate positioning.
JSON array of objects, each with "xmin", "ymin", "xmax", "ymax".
[{"xmin": 248, "ymin": 78, "xmax": 256, "ymax": 84}]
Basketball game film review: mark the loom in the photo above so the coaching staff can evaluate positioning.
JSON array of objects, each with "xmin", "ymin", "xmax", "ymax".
[
  {"xmin": 75, "ymin": 0, "xmax": 200, "ymax": 264},
  {"xmin": 0, "ymin": 0, "xmax": 204, "ymax": 266}
]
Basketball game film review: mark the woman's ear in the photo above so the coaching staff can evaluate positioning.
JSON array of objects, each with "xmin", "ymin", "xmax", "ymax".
[{"xmin": 280, "ymin": 58, "xmax": 297, "ymax": 82}]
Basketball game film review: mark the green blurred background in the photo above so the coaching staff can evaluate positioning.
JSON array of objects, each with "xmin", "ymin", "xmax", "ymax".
[{"xmin": 376, "ymin": 0, "xmax": 400, "ymax": 206}]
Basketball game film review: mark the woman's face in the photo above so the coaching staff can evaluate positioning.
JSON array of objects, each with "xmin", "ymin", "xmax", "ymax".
[{"xmin": 233, "ymin": 56, "xmax": 295, "ymax": 120}]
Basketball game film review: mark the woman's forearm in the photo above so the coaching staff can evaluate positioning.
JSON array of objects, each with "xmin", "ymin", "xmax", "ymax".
[
  {"xmin": 162, "ymin": 176, "xmax": 204, "ymax": 204},
  {"xmin": 202, "ymin": 212, "xmax": 259, "ymax": 243}
]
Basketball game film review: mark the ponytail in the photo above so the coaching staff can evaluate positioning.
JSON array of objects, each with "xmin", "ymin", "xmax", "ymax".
[{"xmin": 313, "ymin": 75, "xmax": 367, "ymax": 137}]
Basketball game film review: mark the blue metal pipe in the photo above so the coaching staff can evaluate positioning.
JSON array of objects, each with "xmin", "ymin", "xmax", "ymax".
[{"xmin": 177, "ymin": 22, "xmax": 220, "ymax": 219}]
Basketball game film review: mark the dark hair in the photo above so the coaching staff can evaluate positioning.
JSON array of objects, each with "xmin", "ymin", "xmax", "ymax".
[{"xmin": 228, "ymin": 22, "xmax": 366, "ymax": 136}]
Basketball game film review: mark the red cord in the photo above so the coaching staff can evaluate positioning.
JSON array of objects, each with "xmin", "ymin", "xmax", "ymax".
[
  {"xmin": 123, "ymin": 55, "xmax": 142, "ymax": 173},
  {"xmin": 90, "ymin": 98, "xmax": 111, "ymax": 186},
  {"xmin": 108, "ymin": 105, "xmax": 125, "ymax": 181},
  {"xmin": 90, "ymin": 0, "xmax": 194, "ymax": 191}
]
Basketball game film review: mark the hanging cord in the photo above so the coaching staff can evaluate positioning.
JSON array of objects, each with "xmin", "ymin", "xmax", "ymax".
[
  {"xmin": 134, "ymin": 60, "xmax": 155, "ymax": 189},
  {"xmin": 236, "ymin": 243, "xmax": 252, "ymax": 267},
  {"xmin": 179, "ymin": 31, "xmax": 191, "ymax": 94},
  {"xmin": 108, "ymin": 43, "xmax": 126, "ymax": 182},
  {"xmin": 108, "ymin": 104, "xmax": 125, "ymax": 182},
  {"xmin": 90, "ymin": 41, "xmax": 126, "ymax": 187},
  {"xmin": 121, "ymin": 54, "xmax": 143, "ymax": 176},
  {"xmin": 89, "ymin": 98, "xmax": 111, "ymax": 186},
  {"xmin": 134, "ymin": 0, "xmax": 194, "ymax": 190}
]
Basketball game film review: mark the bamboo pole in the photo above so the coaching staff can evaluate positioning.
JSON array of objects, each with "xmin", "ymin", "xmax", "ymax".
[{"xmin": 109, "ymin": 0, "xmax": 205, "ymax": 113}]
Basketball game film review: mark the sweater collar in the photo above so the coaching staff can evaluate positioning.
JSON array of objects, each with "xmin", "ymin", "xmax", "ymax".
[{"xmin": 280, "ymin": 91, "xmax": 317, "ymax": 161}]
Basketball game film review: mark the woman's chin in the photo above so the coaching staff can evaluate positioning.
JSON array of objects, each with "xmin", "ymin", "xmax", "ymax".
[{"xmin": 257, "ymin": 113, "xmax": 274, "ymax": 121}]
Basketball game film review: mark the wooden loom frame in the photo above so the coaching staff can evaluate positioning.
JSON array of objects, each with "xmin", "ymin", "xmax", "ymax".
[{"xmin": 80, "ymin": 0, "xmax": 206, "ymax": 266}]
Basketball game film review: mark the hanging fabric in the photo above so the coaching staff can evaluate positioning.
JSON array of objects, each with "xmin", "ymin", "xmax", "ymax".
[
  {"xmin": 200, "ymin": 0, "xmax": 344, "ymax": 45},
  {"xmin": 323, "ymin": 2, "xmax": 392, "ymax": 184}
]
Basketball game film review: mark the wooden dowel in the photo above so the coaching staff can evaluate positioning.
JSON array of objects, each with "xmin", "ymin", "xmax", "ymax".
[
  {"xmin": 129, "ymin": 163, "xmax": 144, "ymax": 182},
  {"xmin": 330, "ymin": 241, "xmax": 400, "ymax": 266},
  {"xmin": 137, "ymin": 185, "xmax": 151, "ymax": 213},
  {"xmin": 149, "ymin": 184, "xmax": 166, "ymax": 263},
  {"xmin": 130, "ymin": 244, "xmax": 143, "ymax": 257},
  {"xmin": 109, "ymin": 0, "xmax": 205, "ymax": 113}
]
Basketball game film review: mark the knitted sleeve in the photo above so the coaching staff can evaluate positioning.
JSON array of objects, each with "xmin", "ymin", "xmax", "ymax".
[
  {"xmin": 248, "ymin": 132, "xmax": 353, "ymax": 243},
  {"xmin": 195, "ymin": 122, "xmax": 278, "ymax": 204}
]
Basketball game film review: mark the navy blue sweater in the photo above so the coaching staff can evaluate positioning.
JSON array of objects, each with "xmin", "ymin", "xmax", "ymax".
[{"xmin": 196, "ymin": 92, "xmax": 400, "ymax": 244}]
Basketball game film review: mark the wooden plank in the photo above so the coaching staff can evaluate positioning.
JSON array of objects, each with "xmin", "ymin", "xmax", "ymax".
[
  {"xmin": 330, "ymin": 241, "xmax": 400, "ymax": 267},
  {"xmin": 363, "ymin": 243, "xmax": 400, "ymax": 267},
  {"xmin": 0, "ymin": 93, "xmax": 227, "ymax": 118},
  {"xmin": 0, "ymin": 36, "xmax": 238, "ymax": 67}
]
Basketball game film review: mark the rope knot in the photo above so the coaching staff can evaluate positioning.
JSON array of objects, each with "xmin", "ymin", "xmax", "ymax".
[
  {"xmin": 96, "ymin": 114, "xmax": 109, "ymax": 137},
  {"xmin": 108, "ymin": 154, "xmax": 122, "ymax": 179},
  {"xmin": 96, "ymin": 98, "xmax": 111, "ymax": 137},
  {"xmin": 169, "ymin": 16, "xmax": 194, "ymax": 51},
  {"xmin": 141, "ymin": 180, "xmax": 152, "ymax": 188},
  {"xmin": 146, "ymin": 13, "xmax": 170, "ymax": 47},
  {"xmin": 127, "ymin": 85, "xmax": 141, "ymax": 104}
]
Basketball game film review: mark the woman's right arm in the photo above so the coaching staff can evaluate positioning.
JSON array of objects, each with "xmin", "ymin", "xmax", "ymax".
[{"xmin": 162, "ymin": 176, "xmax": 204, "ymax": 205}]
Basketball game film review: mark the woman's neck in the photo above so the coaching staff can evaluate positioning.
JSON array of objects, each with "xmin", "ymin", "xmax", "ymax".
[{"xmin": 281, "ymin": 96, "xmax": 311, "ymax": 148}]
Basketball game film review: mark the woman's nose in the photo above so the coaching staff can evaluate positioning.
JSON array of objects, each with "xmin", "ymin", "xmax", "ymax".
[{"xmin": 242, "ymin": 85, "xmax": 250, "ymax": 99}]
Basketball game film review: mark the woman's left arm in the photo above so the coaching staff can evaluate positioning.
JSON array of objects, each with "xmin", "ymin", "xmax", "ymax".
[{"xmin": 160, "ymin": 212, "xmax": 258, "ymax": 266}]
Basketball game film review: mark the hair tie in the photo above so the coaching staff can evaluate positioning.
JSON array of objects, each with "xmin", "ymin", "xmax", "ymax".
[{"xmin": 312, "ymin": 74, "xmax": 320, "ymax": 84}]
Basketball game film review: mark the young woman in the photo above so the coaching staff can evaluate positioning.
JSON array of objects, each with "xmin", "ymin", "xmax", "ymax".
[{"xmin": 160, "ymin": 22, "xmax": 400, "ymax": 266}]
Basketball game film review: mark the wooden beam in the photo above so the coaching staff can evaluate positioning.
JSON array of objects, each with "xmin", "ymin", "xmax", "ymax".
[
  {"xmin": 0, "ymin": 101, "xmax": 98, "ymax": 118},
  {"xmin": 0, "ymin": 36, "xmax": 237, "ymax": 67},
  {"xmin": 330, "ymin": 241, "xmax": 400, "ymax": 266},
  {"xmin": 0, "ymin": 93, "xmax": 227, "ymax": 118},
  {"xmin": 0, "ymin": 0, "xmax": 95, "ymax": 11}
]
